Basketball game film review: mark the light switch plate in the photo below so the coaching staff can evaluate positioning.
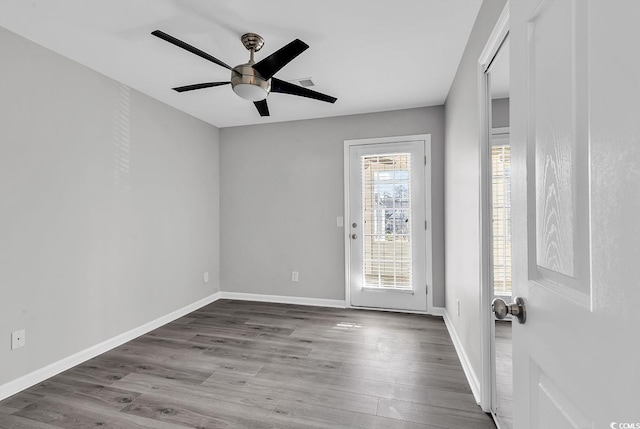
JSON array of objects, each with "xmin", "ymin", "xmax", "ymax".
[{"xmin": 337, "ymin": 216, "xmax": 344, "ymax": 227}]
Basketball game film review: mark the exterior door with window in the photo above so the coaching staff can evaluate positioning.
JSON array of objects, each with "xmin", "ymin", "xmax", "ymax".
[
  {"xmin": 511, "ymin": 1, "xmax": 640, "ymax": 427},
  {"xmin": 345, "ymin": 136, "xmax": 429, "ymax": 312}
]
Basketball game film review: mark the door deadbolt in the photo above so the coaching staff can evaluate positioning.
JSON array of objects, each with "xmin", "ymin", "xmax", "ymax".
[
  {"xmin": 352, "ymin": 222, "xmax": 357, "ymax": 228},
  {"xmin": 492, "ymin": 297, "xmax": 527, "ymax": 324}
]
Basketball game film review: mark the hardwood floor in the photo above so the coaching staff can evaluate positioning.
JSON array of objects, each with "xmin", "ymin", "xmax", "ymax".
[{"xmin": 0, "ymin": 300, "xmax": 496, "ymax": 428}]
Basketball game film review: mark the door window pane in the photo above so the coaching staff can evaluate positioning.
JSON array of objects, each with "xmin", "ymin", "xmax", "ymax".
[
  {"xmin": 492, "ymin": 144, "xmax": 512, "ymax": 295},
  {"xmin": 361, "ymin": 153, "xmax": 412, "ymax": 290}
]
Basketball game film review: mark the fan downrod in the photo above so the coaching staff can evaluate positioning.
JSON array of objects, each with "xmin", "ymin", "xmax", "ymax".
[{"xmin": 241, "ymin": 33, "xmax": 264, "ymax": 52}]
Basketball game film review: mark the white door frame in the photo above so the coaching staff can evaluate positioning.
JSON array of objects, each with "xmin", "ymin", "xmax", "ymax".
[
  {"xmin": 343, "ymin": 134, "xmax": 433, "ymax": 314},
  {"xmin": 478, "ymin": 2, "xmax": 510, "ymax": 414}
]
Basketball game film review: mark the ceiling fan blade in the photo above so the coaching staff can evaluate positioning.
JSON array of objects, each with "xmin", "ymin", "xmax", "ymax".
[
  {"xmin": 252, "ymin": 39, "xmax": 309, "ymax": 79},
  {"xmin": 172, "ymin": 82, "xmax": 230, "ymax": 92},
  {"xmin": 152, "ymin": 30, "xmax": 232, "ymax": 70},
  {"xmin": 271, "ymin": 78, "xmax": 337, "ymax": 104},
  {"xmin": 253, "ymin": 99, "xmax": 270, "ymax": 117}
]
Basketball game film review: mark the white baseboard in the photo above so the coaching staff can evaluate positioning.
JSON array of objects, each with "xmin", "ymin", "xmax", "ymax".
[
  {"xmin": 0, "ymin": 291, "xmax": 221, "ymax": 402},
  {"xmin": 430, "ymin": 306, "xmax": 446, "ymax": 317},
  {"xmin": 443, "ymin": 308, "xmax": 482, "ymax": 404},
  {"xmin": 346, "ymin": 304, "xmax": 444, "ymax": 317},
  {"xmin": 219, "ymin": 292, "xmax": 445, "ymax": 318},
  {"xmin": 219, "ymin": 291, "xmax": 346, "ymax": 308}
]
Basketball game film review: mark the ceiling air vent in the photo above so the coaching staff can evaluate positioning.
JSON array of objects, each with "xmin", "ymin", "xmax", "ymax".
[{"xmin": 288, "ymin": 77, "xmax": 315, "ymax": 87}]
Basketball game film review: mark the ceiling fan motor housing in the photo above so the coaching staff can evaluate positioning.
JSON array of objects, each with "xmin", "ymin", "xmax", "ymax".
[
  {"xmin": 230, "ymin": 33, "xmax": 270, "ymax": 101},
  {"xmin": 231, "ymin": 63, "xmax": 271, "ymax": 101}
]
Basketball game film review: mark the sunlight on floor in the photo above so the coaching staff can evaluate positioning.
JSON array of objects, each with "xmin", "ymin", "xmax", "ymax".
[{"xmin": 334, "ymin": 322, "xmax": 362, "ymax": 329}]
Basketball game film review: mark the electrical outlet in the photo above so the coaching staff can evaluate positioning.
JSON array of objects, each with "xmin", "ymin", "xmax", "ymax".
[
  {"xmin": 203, "ymin": 272, "xmax": 209, "ymax": 283},
  {"xmin": 291, "ymin": 271, "xmax": 299, "ymax": 282},
  {"xmin": 11, "ymin": 330, "xmax": 25, "ymax": 350},
  {"xmin": 457, "ymin": 299, "xmax": 461, "ymax": 316}
]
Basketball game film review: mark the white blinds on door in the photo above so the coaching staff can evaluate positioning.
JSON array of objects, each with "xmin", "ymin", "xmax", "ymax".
[
  {"xmin": 492, "ymin": 144, "xmax": 512, "ymax": 295},
  {"xmin": 361, "ymin": 153, "xmax": 413, "ymax": 290}
]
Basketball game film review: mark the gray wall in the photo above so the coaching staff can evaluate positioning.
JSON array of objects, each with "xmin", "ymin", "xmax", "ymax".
[
  {"xmin": 492, "ymin": 97, "xmax": 510, "ymax": 128},
  {"xmin": 220, "ymin": 107, "xmax": 445, "ymax": 307},
  {"xmin": 0, "ymin": 28, "xmax": 220, "ymax": 386},
  {"xmin": 444, "ymin": 0, "xmax": 507, "ymax": 387}
]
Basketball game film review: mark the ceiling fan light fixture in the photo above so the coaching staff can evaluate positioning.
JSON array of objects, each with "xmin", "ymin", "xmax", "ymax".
[
  {"xmin": 232, "ymin": 83, "xmax": 269, "ymax": 101},
  {"xmin": 231, "ymin": 63, "xmax": 271, "ymax": 101}
]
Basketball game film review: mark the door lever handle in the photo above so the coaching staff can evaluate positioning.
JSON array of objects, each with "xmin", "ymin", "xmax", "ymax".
[{"xmin": 492, "ymin": 297, "xmax": 526, "ymax": 324}]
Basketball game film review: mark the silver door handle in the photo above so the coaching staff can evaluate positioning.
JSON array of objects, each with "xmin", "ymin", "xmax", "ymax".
[
  {"xmin": 351, "ymin": 233, "xmax": 357, "ymax": 239},
  {"xmin": 492, "ymin": 297, "xmax": 526, "ymax": 324}
]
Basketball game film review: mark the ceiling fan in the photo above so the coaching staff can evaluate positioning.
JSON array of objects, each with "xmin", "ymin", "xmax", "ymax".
[{"xmin": 151, "ymin": 30, "xmax": 337, "ymax": 117}]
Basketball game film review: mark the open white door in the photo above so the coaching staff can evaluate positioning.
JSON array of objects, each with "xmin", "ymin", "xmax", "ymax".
[{"xmin": 510, "ymin": 1, "xmax": 640, "ymax": 427}]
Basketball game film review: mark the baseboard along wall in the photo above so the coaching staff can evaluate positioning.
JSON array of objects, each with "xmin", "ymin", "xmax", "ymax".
[
  {"xmin": 0, "ymin": 292, "xmax": 222, "ymax": 402},
  {"xmin": 218, "ymin": 292, "xmax": 346, "ymax": 308},
  {"xmin": 443, "ymin": 309, "xmax": 482, "ymax": 404}
]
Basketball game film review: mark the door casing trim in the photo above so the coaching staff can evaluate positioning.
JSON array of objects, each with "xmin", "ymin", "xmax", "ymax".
[
  {"xmin": 478, "ymin": 0, "xmax": 511, "ymax": 416},
  {"xmin": 343, "ymin": 134, "xmax": 433, "ymax": 314}
]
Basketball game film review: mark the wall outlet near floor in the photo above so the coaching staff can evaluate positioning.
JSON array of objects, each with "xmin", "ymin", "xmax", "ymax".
[
  {"xmin": 291, "ymin": 271, "xmax": 299, "ymax": 282},
  {"xmin": 203, "ymin": 272, "xmax": 209, "ymax": 283},
  {"xmin": 11, "ymin": 330, "xmax": 26, "ymax": 350},
  {"xmin": 457, "ymin": 299, "xmax": 461, "ymax": 316}
]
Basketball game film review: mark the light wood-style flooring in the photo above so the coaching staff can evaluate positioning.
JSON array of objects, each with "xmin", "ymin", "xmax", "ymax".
[
  {"xmin": 495, "ymin": 321, "xmax": 513, "ymax": 429},
  {"xmin": 0, "ymin": 300, "xmax": 496, "ymax": 428}
]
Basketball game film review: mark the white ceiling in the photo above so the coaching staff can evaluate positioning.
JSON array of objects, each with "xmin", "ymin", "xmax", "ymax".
[{"xmin": 0, "ymin": 0, "xmax": 482, "ymax": 128}]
